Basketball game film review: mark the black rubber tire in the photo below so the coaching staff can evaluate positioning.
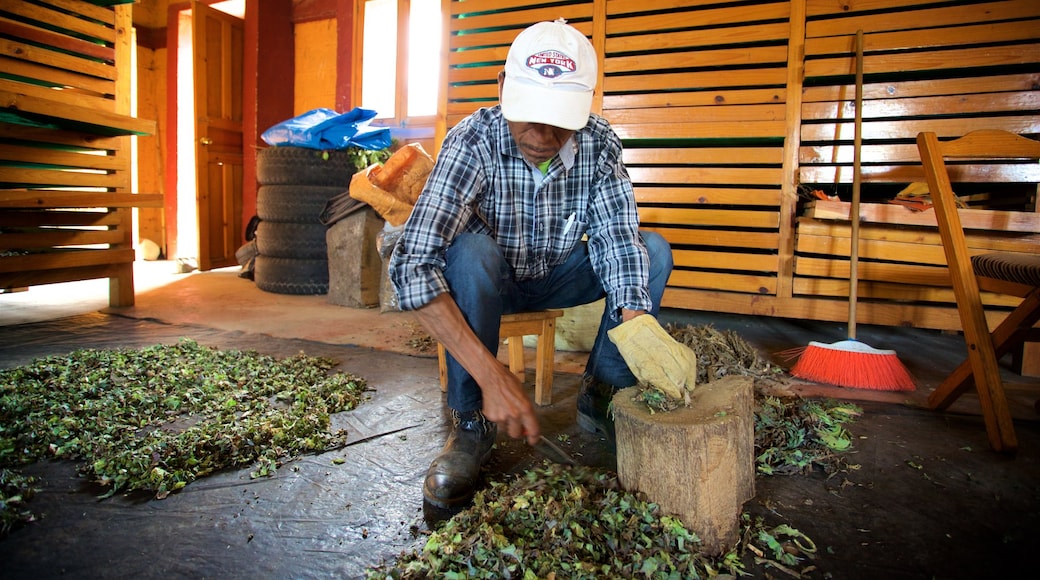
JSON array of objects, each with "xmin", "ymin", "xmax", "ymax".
[
  {"xmin": 254, "ymin": 255, "xmax": 328, "ymax": 295},
  {"xmin": 255, "ymin": 221, "xmax": 328, "ymax": 259},
  {"xmin": 256, "ymin": 146, "xmax": 359, "ymax": 186},
  {"xmin": 256, "ymin": 185, "xmax": 346, "ymax": 223}
]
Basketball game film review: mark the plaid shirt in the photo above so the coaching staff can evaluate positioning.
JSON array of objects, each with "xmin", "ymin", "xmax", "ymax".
[{"xmin": 389, "ymin": 106, "xmax": 651, "ymax": 319}]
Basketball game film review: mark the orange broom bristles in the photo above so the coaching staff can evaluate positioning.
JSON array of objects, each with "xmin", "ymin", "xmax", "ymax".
[{"xmin": 790, "ymin": 340, "xmax": 916, "ymax": 391}]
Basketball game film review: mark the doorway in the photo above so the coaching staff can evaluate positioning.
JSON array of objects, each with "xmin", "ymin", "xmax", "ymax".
[{"xmin": 172, "ymin": 0, "xmax": 245, "ymax": 272}]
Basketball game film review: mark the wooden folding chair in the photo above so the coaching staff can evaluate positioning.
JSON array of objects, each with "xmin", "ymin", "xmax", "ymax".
[{"xmin": 916, "ymin": 130, "xmax": 1040, "ymax": 453}]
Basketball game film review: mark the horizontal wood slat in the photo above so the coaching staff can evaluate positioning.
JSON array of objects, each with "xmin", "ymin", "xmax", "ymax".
[
  {"xmin": 646, "ymin": 226, "xmax": 781, "ymax": 250},
  {"xmin": 807, "ymin": 201, "xmax": 1040, "ymax": 232},
  {"xmin": 0, "ymin": 248, "xmax": 134, "ymax": 275},
  {"xmin": 2, "ymin": 0, "xmax": 116, "ymax": 44},
  {"xmin": 0, "ymin": 84, "xmax": 155, "ymax": 135},
  {"xmin": 640, "ymin": 207, "xmax": 781, "ymax": 229},
  {"xmin": 0, "ymin": 192, "xmax": 164, "ymax": 208},
  {"xmin": 0, "ymin": 228, "xmax": 124, "ymax": 250},
  {"xmin": 805, "ymin": 0, "xmax": 1039, "ymax": 38},
  {"xmin": 669, "ymin": 269, "xmax": 778, "ymax": 296},
  {"xmin": 635, "ymin": 186, "xmax": 783, "ymax": 207}
]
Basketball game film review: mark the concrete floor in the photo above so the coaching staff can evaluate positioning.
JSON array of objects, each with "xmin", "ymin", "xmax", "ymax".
[{"xmin": 1, "ymin": 260, "xmax": 1038, "ymax": 578}]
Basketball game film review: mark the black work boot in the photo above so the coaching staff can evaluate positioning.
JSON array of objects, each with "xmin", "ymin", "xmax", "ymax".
[
  {"xmin": 576, "ymin": 376, "xmax": 619, "ymax": 445},
  {"xmin": 423, "ymin": 409, "xmax": 497, "ymax": 508}
]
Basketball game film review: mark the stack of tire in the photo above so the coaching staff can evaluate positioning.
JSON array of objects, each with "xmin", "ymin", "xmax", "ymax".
[{"xmin": 253, "ymin": 147, "xmax": 358, "ymax": 295}]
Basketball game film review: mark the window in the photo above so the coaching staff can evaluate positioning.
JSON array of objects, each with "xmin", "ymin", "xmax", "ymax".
[{"xmin": 358, "ymin": 0, "xmax": 442, "ymax": 125}]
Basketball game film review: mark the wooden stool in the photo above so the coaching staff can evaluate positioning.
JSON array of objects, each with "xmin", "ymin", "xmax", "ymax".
[{"xmin": 437, "ymin": 310, "xmax": 563, "ymax": 406}]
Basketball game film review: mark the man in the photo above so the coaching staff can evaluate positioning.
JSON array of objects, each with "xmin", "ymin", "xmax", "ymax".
[{"xmin": 390, "ymin": 19, "xmax": 692, "ymax": 509}]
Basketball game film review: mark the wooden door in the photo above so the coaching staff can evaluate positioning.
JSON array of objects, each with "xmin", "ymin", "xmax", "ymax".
[{"xmin": 192, "ymin": 1, "xmax": 244, "ymax": 271}]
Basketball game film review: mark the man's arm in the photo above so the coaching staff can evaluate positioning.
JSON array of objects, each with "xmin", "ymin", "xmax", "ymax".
[{"xmin": 412, "ymin": 294, "xmax": 541, "ymax": 445}]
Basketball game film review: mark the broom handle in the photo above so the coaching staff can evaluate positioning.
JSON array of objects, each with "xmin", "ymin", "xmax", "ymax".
[{"xmin": 849, "ymin": 30, "xmax": 864, "ymax": 341}]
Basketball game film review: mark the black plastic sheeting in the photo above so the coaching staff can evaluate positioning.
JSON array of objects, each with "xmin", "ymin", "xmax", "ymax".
[
  {"xmin": 3, "ymin": 312, "xmax": 1040, "ymax": 579},
  {"xmin": 0, "ymin": 313, "xmax": 612, "ymax": 578}
]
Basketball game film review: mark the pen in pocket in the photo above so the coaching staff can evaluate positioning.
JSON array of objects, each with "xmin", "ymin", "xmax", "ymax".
[{"xmin": 562, "ymin": 212, "xmax": 576, "ymax": 235}]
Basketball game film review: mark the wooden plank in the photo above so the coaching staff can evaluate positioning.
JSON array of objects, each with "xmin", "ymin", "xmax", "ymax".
[
  {"xmin": 0, "ymin": 229, "xmax": 124, "ymax": 250},
  {"xmin": 805, "ymin": 0, "xmax": 1040, "ymax": 38},
  {"xmin": 447, "ymin": 45, "xmax": 507, "ymax": 68},
  {"xmin": 668, "ymin": 269, "xmax": 778, "ymax": 295},
  {"xmin": 791, "ymin": 277, "xmax": 1020, "ymax": 308},
  {"xmin": 646, "ymin": 225, "xmax": 780, "ymax": 250},
  {"xmin": 447, "ymin": 65, "xmax": 501, "ymax": 85},
  {"xmin": 640, "ymin": 206, "xmax": 781, "ymax": 229},
  {"xmin": 625, "ymin": 147, "xmax": 784, "ymax": 166},
  {"xmin": 661, "ymin": 286, "xmax": 983, "ymax": 331},
  {"xmin": 604, "ymin": 68, "xmax": 788, "ymax": 94},
  {"xmin": 794, "ymin": 256, "xmax": 952, "ymax": 287},
  {"xmin": 0, "ymin": 209, "xmax": 121, "ymax": 227},
  {"xmin": 801, "ymin": 92, "xmax": 1040, "ymax": 123},
  {"xmin": 605, "ymin": 45, "xmax": 788, "ymax": 75},
  {"xmin": 797, "ymin": 219, "xmax": 1040, "ymax": 253},
  {"xmin": 629, "ymin": 166, "xmax": 782, "ymax": 187},
  {"xmin": 801, "ymin": 73, "xmax": 1040, "ymax": 103},
  {"xmin": 800, "ymin": 143, "xmax": 921, "ymax": 165},
  {"xmin": 604, "ymin": 88, "xmax": 786, "ymax": 110},
  {"xmin": 0, "ymin": 38, "xmax": 117, "ymax": 82},
  {"xmin": 0, "ymin": 123, "xmax": 122, "ymax": 149},
  {"xmin": 797, "ymin": 232, "xmax": 951, "ymax": 266},
  {"xmin": 35, "ymin": 0, "xmax": 116, "ymax": 25},
  {"xmin": 0, "ymin": 17, "xmax": 115, "ymax": 62},
  {"xmin": 449, "ymin": 5, "xmax": 592, "ymax": 33},
  {"xmin": 608, "ymin": 0, "xmax": 733, "ymax": 16},
  {"xmin": 0, "ymin": 262, "xmax": 125, "ymax": 290},
  {"xmin": 607, "ymin": 104, "xmax": 785, "ymax": 125},
  {"xmin": 0, "ymin": 191, "xmax": 164, "ymax": 208},
  {"xmin": 799, "ymin": 115, "xmax": 1040, "ymax": 142},
  {"xmin": 612, "ymin": 120, "xmax": 787, "ymax": 140},
  {"xmin": 806, "ymin": 44, "xmax": 1040, "ymax": 79},
  {"xmin": 0, "ymin": 57, "xmax": 114, "ymax": 97},
  {"xmin": 0, "ymin": 144, "xmax": 124, "ymax": 170},
  {"xmin": 0, "ymin": 167, "xmax": 124, "ymax": 189},
  {"xmin": 0, "ymin": 85, "xmax": 155, "ymax": 135},
  {"xmin": 0, "ymin": 248, "xmax": 134, "ymax": 275},
  {"xmin": 606, "ymin": 2, "xmax": 790, "ymax": 35},
  {"xmin": 2, "ymin": 0, "xmax": 116, "ymax": 44},
  {"xmin": 635, "ymin": 186, "xmax": 783, "ymax": 206},
  {"xmin": 673, "ymin": 248, "xmax": 779, "ymax": 273},
  {"xmin": 805, "ymin": 19, "xmax": 1040, "ymax": 56},
  {"xmin": 604, "ymin": 22, "xmax": 789, "ymax": 53},
  {"xmin": 807, "ymin": 200, "xmax": 1040, "ymax": 232}
]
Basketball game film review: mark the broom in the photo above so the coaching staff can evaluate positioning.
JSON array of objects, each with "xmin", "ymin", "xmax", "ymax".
[{"xmin": 790, "ymin": 30, "xmax": 915, "ymax": 391}]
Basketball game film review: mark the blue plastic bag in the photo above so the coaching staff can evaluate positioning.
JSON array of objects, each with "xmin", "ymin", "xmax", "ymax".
[{"xmin": 261, "ymin": 107, "xmax": 392, "ymax": 150}]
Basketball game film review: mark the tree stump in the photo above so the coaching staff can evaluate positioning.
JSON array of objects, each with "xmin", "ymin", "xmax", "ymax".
[{"xmin": 613, "ymin": 375, "xmax": 755, "ymax": 554}]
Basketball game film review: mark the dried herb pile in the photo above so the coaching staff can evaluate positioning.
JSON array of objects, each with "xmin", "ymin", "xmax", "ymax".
[
  {"xmin": 367, "ymin": 463, "xmax": 819, "ymax": 579},
  {"xmin": 755, "ymin": 397, "xmax": 861, "ymax": 476},
  {"xmin": 0, "ymin": 339, "xmax": 368, "ymax": 533}
]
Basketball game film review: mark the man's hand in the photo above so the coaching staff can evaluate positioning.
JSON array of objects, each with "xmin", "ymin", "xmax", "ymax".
[
  {"xmin": 412, "ymin": 295, "xmax": 541, "ymax": 445},
  {"xmin": 607, "ymin": 314, "xmax": 697, "ymax": 400},
  {"xmin": 478, "ymin": 364, "xmax": 541, "ymax": 445}
]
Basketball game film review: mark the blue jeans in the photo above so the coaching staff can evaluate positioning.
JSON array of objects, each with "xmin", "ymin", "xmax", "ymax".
[{"xmin": 442, "ymin": 232, "xmax": 673, "ymax": 413}]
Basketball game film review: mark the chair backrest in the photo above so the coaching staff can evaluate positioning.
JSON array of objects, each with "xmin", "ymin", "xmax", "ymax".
[{"xmin": 916, "ymin": 129, "xmax": 1040, "ymax": 323}]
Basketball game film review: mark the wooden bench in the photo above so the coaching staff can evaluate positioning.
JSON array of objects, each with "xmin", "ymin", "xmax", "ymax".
[{"xmin": 437, "ymin": 310, "xmax": 564, "ymax": 406}]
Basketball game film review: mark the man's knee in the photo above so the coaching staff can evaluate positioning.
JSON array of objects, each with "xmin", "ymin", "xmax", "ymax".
[{"xmin": 641, "ymin": 231, "xmax": 673, "ymax": 272}]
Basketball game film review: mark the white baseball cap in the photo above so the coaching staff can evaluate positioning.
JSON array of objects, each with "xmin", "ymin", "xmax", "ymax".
[{"xmin": 501, "ymin": 19, "xmax": 597, "ymax": 131}]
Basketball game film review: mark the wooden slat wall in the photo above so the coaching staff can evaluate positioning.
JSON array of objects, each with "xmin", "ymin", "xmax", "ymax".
[
  {"xmin": 794, "ymin": 0, "xmax": 1040, "ymax": 327},
  {"xmin": 0, "ymin": 1, "xmax": 158, "ymax": 306},
  {"xmin": 439, "ymin": 0, "xmax": 1040, "ymax": 331},
  {"xmin": 604, "ymin": 0, "xmax": 792, "ymax": 299}
]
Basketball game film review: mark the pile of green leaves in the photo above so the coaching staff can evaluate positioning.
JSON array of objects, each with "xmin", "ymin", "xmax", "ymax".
[
  {"xmin": 0, "ymin": 468, "xmax": 38, "ymax": 534},
  {"xmin": 367, "ymin": 463, "xmax": 818, "ymax": 579},
  {"xmin": 0, "ymin": 339, "xmax": 368, "ymax": 532},
  {"xmin": 755, "ymin": 396, "xmax": 861, "ymax": 476},
  {"xmin": 345, "ymin": 145, "xmax": 392, "ymax": 172}
]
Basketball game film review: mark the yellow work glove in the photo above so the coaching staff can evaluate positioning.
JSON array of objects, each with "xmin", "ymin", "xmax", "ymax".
[{"xmin": 607, "ymin": 314, "xmax": 697, "ymax": 401}]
